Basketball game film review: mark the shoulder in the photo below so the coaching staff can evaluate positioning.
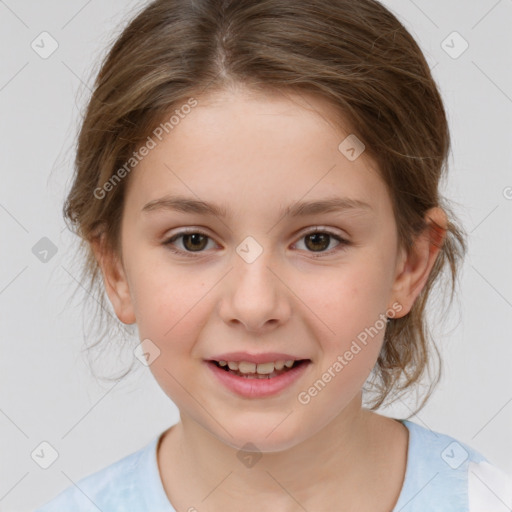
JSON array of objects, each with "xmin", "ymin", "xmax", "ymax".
[
  {"xmin": 33, "ymin": 435, "xmax": 160, "ymax": 511},
  {"xmin": 394, "ymin": 420, "xmax": 512, "ymax": 512}
]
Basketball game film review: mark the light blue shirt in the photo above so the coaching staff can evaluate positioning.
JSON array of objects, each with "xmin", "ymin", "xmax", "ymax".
[{"xmin": 34, "ymin": 419, "xmax": 510, "ymax": 511}]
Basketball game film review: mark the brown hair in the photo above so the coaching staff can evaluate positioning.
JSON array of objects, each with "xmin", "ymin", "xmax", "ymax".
[{"xmin": 64, "ymin": 0, "xmax": 466, "ymax": 414}]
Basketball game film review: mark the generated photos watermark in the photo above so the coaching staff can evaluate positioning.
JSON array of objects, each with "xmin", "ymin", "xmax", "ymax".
[
  {"xmin": 93, "ymin": 97, "xmax": 198, "ymax": 200},
  {"xmin": 297, "ymin": 301, "xmax": 403, "ymax": 405}
]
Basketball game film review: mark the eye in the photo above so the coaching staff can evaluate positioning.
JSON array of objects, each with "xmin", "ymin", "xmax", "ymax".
[
  {"xmin": 293, "ymin": 228, "xmax": 350, "ymax": 257},
  {"xmin": 163, "ymin": 227, "xmax": 350, "ymax": 258},
  {"xmin": 164, "ymin": 229, "xmax": 217, "ymax": 256}
]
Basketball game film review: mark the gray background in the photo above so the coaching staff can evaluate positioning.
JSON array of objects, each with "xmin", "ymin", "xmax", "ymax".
[{"xmin": 1, "ymin": 1, "xmax": 511, "ymax": 510}]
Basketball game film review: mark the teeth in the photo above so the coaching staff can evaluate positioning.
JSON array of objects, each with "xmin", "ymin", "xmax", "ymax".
[
  {"xmin": 218, "ymin": 359, "xmax": 297, "ymax": 374},
  {"xmin": 255, "ymin": 362, "xmax": 275, "ymax": 374},
  {"xmin": 238, "ymin": 361, "xmax": 256, "ymax": 373}
]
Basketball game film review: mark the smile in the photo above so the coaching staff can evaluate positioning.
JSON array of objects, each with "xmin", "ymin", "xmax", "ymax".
[
  {"xmin": 206, "ymin": 359, "xmax": 311, "ymax": 398},
  {"xmin": 212, "ymin": 359, "xmax": 305, "ymax": 378}
]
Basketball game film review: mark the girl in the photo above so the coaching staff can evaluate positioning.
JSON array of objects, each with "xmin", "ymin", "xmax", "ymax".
[{"xmin": 35, "ymin": 0, "xmax": 511, "ymax": 510}]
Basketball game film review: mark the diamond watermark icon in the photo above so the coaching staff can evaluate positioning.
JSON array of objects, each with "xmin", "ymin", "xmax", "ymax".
[
  {"xmin": 31, "ymin": 31, "xmax": 59, "ymax": 59},
  {"xmin": 236, "ymin": 236, "xmax": 263, "ymax": 264},
  {"xmin": 441, "ymin": 441, "xmax": 469, "ymax": 469},
  {"xmin": 32, "ymin": 237, "xmax": 58, "ymax": 263},
  {"xmin": 441, "ymin": 31, "xmax": 469, "ymax": 60},
  {"xmin": 31, "ymin": 441, "xmax": 59, "ymax": 469},
  {"xmin": 237, "ymin": 442, "xmax": 262, "ymax": 468},
  {"xmin": 338, "ymin": 134, "xmax": 366, "ymax": 161},
  {"xmin": 134, "ymin": 338, "xmax": 161, "ymax": 366}
]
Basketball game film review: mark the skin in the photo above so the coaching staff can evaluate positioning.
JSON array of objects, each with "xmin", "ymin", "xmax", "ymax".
[{"xmin": 93, "ymin": 85, "xmax": 446, "ymax": 511}]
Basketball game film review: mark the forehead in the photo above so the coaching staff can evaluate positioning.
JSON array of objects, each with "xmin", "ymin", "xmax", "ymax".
[{"xmin": 125, "ymin": 87, "xmax": 391, "ymax": 219}]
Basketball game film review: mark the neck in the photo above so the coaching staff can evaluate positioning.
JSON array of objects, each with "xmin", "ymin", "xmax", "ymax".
[{"xmin": 157, "ymin": 394, "xmax": 407, "ymax": 511}]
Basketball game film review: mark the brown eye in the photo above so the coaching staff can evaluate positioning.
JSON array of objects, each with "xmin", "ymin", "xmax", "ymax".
[
  {"xmin": 304, "ymin": 232, "xmax": 331, "ymax": 252},
  {"xmin": 181, "ymin": 233, "xmax": 209, "ymax": 252},
  {"xmin": 294, "ymin": 228, "xmax": 350, "ymax": 257},
  {"xmin": 164, "ymin": 230, "xmax": 215, "ymax": 256}
]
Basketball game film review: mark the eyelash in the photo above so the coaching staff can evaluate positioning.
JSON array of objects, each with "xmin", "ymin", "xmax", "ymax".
[{"xmin": 163, "ymin": 227, "xmax": 350, "ymax": 258}]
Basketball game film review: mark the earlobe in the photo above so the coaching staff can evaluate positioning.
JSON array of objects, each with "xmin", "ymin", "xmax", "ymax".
[
  {"xmin": 90, "ymin": 236, "xmax": 136, "ymax": 325},
  {"xmin": 389, "ymin": 207, "xmax": 447, "ymax": 317}
]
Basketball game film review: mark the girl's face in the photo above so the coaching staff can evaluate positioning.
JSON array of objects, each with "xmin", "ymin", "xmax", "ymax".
[{"xmin": 104, "ymin": 88, "xmax": 415, "ymax": 451}]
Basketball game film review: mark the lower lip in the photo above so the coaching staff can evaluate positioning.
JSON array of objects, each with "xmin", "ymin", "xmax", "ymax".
[{"xmin": 205, "ymin": 360, "xmax": 311, "ymax": 398}]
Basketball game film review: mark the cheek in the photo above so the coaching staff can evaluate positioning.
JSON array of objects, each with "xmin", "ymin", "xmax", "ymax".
[
  {"xmin": 131, "ymin": 265, "xmax": 210, "ymax": 398},
  {"xmin": 302, "ymin": 260, "xmax": 393, "ymax": 340},
  {"xmin": 296, "ymin": 269, "xmax": 389, "ymax": 413},
  {"xmin": 128, "ymin": 260, "xmax": 208, "ymax": 346}
]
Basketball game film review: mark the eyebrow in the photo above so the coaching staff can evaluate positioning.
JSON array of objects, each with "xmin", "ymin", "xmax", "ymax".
[{"xmin": 141, "ymin": 194, "xmax": 373, "ymax": 218}]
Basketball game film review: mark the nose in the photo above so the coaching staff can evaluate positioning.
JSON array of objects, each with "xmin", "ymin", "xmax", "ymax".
[{"xmin": 217, "ymin": 245, "xmax": 292, "ymax": 333}]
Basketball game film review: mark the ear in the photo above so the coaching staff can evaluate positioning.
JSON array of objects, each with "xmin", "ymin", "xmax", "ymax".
[
  {"xmin": 90, "ymin": 235, "xmax": 136, "ymax": 325},
  {"xmin": 388, "ymin": 207, "xmax": 447, "ymax": 318}
]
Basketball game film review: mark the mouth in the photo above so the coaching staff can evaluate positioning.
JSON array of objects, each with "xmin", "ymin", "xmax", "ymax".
[
  {"xmin": 204, "ymin": 351, "xmax": 313, "ymax": 398},
  {"xmin": 207, "ymin": 359, "xmax": 311, "ymax": 379}
]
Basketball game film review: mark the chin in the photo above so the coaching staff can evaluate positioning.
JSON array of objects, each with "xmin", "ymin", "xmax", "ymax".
[{"xmin": 213, "ymin": 417, "xmax": 311, "ymax": 454}]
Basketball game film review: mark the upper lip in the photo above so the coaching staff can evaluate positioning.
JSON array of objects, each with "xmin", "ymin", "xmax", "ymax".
[{"xmin": 207, "ymin": 352, "xmax": 310, "ymax": 364}]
